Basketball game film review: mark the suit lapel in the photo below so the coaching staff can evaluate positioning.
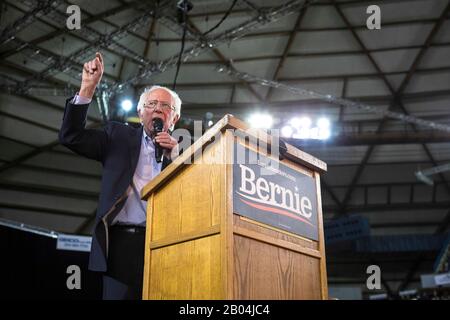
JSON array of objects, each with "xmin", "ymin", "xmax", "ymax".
[
  {"xmin": 128, "ymin": 126, "xmax": 143, "ymax": 176},
  {"xmin": 162, "ymin": 156, "xmax": 171, "ymax": 170}
]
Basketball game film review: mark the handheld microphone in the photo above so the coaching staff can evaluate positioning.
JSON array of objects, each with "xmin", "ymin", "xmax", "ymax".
[{"xmin": 152, "ymin": 118, "xmax": 164, "ymax": 163}]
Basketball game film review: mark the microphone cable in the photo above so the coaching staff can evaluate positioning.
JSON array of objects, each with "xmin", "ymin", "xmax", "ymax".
[
  {"xmin": 172, "ymin": 0, "xmax": 188, "ymax": 90},
  {"xmin": 203, "ymin": 0, "xmax": 238, "ymax": 36}
]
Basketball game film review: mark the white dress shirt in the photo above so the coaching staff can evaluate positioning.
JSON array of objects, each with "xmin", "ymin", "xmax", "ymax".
[{"xmin": 71, "ymin": 94, "xmax": 163, "ymax": 226}]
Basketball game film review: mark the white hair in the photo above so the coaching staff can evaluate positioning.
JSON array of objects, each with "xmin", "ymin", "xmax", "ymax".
[{"xmin": 137, "ymin": 85, "xmax": 182, "ymax": 117}]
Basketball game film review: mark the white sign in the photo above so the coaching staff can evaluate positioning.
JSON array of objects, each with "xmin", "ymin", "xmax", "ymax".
[
  {"xmin": 57, "ymin": 234, "xmax": 92, "ymax": 252},
  {"xmin": 434, "ymin": 273, "xmax": 450, "ymax": 286}
]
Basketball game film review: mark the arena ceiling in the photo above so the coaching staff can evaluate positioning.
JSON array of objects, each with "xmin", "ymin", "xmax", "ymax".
[{"xmin": 1, "ymin": 0, "xmax": 449, "ymax": 297}]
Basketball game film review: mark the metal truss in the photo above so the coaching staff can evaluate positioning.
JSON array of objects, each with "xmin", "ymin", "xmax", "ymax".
[
  {"xmin": 2, "ymin": 0, "xmax": 174, "ymax": 94},
  {"xmin": 16, "ymin": 0, "xmax": 174, "ymax": 66},
  {"xmin": 107, "ymin": 0, "xmax": 316, "ymax": 94},
  {"xmin": 1, "ymin": 0, "xmax": 315, "ymax": 96},
  {"xmin": 416, "ymin": 163, "xmax": 450, "ymax": 186},
  {"xmin": 217, "ymin": 63, "xmax": 450, "ymax": 133},
  {"xmin": 0, "ymin": 0, "xmax": 61, "ymax": 45}
]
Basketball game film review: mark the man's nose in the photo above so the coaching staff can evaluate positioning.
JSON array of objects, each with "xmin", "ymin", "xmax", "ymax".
[{"xmin": 153, "ymin": 105, "xmax": 164, "ymax": 113}]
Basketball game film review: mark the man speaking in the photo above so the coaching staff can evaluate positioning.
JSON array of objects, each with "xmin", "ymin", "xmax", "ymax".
[{"xmin": 59, "ymin": 52, "xmax": 181, "ymax": 299}]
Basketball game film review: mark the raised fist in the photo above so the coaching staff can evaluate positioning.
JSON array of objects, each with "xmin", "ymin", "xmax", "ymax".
[{"xmin": 79, "ymin": 52, "xmax": 104, "ymax": 99}]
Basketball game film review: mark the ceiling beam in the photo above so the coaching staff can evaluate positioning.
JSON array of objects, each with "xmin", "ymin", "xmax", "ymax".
[
  {"xmin": 177, "ymin": 42, "xmax": 450, "ymax": 64},
  {"xmin": 328, "ymin": 159, "xmax": 450, "ymax": 168},
  {"xmin": 321, "ymin": 180, "xmax": 342, "ymax": 208},
  {"xmin": 0, "ymin": 120, "xmax": 101, "ymax": 175},
  {"xmin": 333, "ymin": 0, "xmax": 450, "ymax": 214},
  {"xmin": 188, "ymin": 0, "xmax": 449, "ymax": 18},
  {"xmin": 75, "ymin": 209, "xmax": 97, "ymax": 235},
  {"xmin": 2, "ymin": 0, "xmax": 171, "ymax": 93},
  {"xmin": 0, "ymin": 180, "xmax": 98, "ymax": 200},
  {"xmin": 323, "ymin": 201, "xmax": 450, "ymax": 213},
  {"xmin": 147, "ymin": 16, "xmax": 450, "ymax": 42},
  {"xmin": 0, "ymin": 139, "xmax": 60, "ymax": 174},
  {"xmin": 397, "ymin": 254, "xmax": 425, "ymax": 292},
  {"xmin": 435, "ymin": 209, "xmax": 450, "ymax": 234},
  {"xmin": 0, "ymin": 0, "xmax": 146, "ymax": 60},
  {"xmin": 0, "ymin": 202, "xmax": 91, "ymax": 219},
  {"xmin": 133, "ymin": 66, "xmax": 450, "ymax": 90},
  {"xmin": 265, "ymin": 7, "xmax": 308, "ymax": 101},
  {"xmin": 0, "ymin": 135, "xmax": 36, "ymax": 149},
  {"xmin": 143, "ymin": 17, "xmax": 157, "ymax": 59},
  {"xmin": 0, "ymin": 160, "xmax": 101, "ymax": 180},
  {"xmin": 0, "ymin": 110, "xmax": 59, "ymax": 132},
  {"xmin": 185, "ymin": 17, "xmax": 264, "ymax": 102},
  {"xmin": 0, "ymin": 0, "xmax": 58, "ymax": 45},
  {"xmin": 371, "ymin": 221, "xmax": 443, "ymax": 229},
  {"xmin": 288, "ymin": 131, "xmax": 450, "ymax": 147},
  {"xmin": 0, "ymin": 61, "xmax": 102, "ymax": 123},
  {"xmin": 0, "ymin": 60, "xmax": 74, "ymax": 88},
  {"xmin": 327, "ymin": 180, "xmax": 450, "ymax": 189},
  {"xmin": 3, "ymin": 149, "xmax": 447, "ymax": 181}
]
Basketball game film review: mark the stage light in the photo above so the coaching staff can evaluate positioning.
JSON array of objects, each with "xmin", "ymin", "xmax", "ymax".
[
  {"xmin": 293, "ymin": 127, "xmax": 310, "ymax": 139},
  {"xmin": 207, "ymin": 120, "xmax": 214, "ymax": 127},
  {"xmin": 205, "ymin": 112, "xmax": 213, "ymax": 120},
  {"xmin": 317, "ymin": 117, "xmax": 331, "ymax": 140},
  {"xmin": 284, "ymin": 116, "xmax": 331, "ymax": 140},
  {"xmin": 299, "ymin": 117, "xmax": 312, "ymax": 128},
  {"xmin": 309, "ymin": 127, "xmax": 320, "ymax": 139},
  {"xmin": 290, "ymin": 116, "xmax": 311, "ymax": 129},
  {"xmin": 121, "ymin": 99, "xmax": 133, "ymax": 112},
  {"xmin": 317, "ymin": 117, "xmax": 330, "ymax": 129},
  {"xmin": 248, "ymin": 113, "xmax": 273, "ymax": 129},
  {"xmin": 281, "ymin": 125, "xmax": 293, "ymax": 138},
  {"xmin": 290, "ymin": 117, "xmax": 301, "ymax": 128},
  {"xmin": 318, "ymin": 128, "xmax": 331, "ymax": 140}
]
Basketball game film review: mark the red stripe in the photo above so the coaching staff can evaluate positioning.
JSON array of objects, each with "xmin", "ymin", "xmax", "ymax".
[{"xmin": 239, "ymin": 198, "xmax": 314, "ymax": 227}]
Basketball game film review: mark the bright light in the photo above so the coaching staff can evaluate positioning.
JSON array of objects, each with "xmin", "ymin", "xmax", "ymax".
[
  {"xmin": 317, "ymin": 117, "xmax": 330, "ymax": 128},
  {"xmin": 299, "ymin": 117, "xmax": 312, "ymax": 128},
  {"xmin": 290, "ymin": 117, "xmax": 311, "ymax": 129},
  {"xmin": 285, "ymin": 116, "xmax": 331, "ymax": 140},
  {"xmin": 207, "ymin": 120, "xmax": 214, "ymax": 127},
  {"xmin": 248, "ymin": 113, "xmax": 273, "ymax": 129},
  {"xmin": 309, "ymin": 127, "xmax": 319, "ymax": 139},
  {"xmin": 317, "ymin": 118, "xmax": 331, "ymax": 140},
  {"xmin": 318, "ymin": 128, "xmax": 331, "ymax": 140},
  {"xmin": 281, "ymin": 125, "xmax": 293, "ymax": 138},
  {"xmin": 121, "ymin": 99, "xmax": 133, "ymax": 112},
  {"xmin": 293, "ymin": 127, "xmax": 310, "ymax": 139},
  {"xmin": 205, "ymin": 112, "xmax": 213, "ymax": 120},
  {"xmin": 290, "ymin": 117, "xmax": 301, "ymax": 128}
]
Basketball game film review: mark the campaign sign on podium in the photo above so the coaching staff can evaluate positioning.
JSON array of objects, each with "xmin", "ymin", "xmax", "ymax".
[{"xmin": 233, "ymin": 143, "xmax": 319, "ymax": 241}]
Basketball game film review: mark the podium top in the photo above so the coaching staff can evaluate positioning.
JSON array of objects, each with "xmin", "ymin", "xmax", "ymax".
[{"xmin": 142, "ymin": 114, "xmax": 327, "ymax": 200}]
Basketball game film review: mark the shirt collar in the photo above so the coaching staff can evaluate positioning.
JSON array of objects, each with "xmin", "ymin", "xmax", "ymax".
[
  {"xmin": 143, "ymin": 128, "xmax": 150, "ymax": 141},
  {"xmin": 142, "ymin": 128, "xmax": 153, "ymax": 147}
]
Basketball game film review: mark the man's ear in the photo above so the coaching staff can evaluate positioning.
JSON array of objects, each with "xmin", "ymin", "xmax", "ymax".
[
  {"xmin": 172, "ymin": 114, "xmax": 180, "ymax": 127},
  {"xmin": 138, "ymin": 109, "xmax": 144, "ymax": 124}
]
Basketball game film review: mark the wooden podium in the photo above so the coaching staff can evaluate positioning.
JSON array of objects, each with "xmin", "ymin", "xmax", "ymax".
[{"xmin": 141, "ymin": 115, "xmax": 328, "ymax": 299}]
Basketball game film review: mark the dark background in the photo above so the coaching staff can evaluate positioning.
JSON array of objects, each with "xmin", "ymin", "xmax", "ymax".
[{"xmin": 0, "ymin": 225, "xmax": 102, "ymax": 299}]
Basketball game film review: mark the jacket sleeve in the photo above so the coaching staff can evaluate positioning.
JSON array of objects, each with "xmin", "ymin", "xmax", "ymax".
[{"xmin": 58, "ymin": 97, "xmax": 113, "ymax": 162}]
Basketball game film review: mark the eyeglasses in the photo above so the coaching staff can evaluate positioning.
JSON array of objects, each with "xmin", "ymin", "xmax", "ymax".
[{"xmin": 142, "ymin": 100, "xmax": 175, "ymax": 112}]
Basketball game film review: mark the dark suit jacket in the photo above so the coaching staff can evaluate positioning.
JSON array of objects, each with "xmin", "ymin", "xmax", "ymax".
[{"xmin": 59, "ymin": 98, "xmax": 171, "ymax": 272}]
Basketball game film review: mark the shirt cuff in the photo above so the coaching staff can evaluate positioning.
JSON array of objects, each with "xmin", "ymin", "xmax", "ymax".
[{"xmin": 71, "ymin": 93, "xmax": 92, "ymax": 105}]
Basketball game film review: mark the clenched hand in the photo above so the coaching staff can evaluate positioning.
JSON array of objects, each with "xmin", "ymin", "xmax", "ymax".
[{"xmin": 79, "ymin": 52, "xmax": 104, "ymax": 99}]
